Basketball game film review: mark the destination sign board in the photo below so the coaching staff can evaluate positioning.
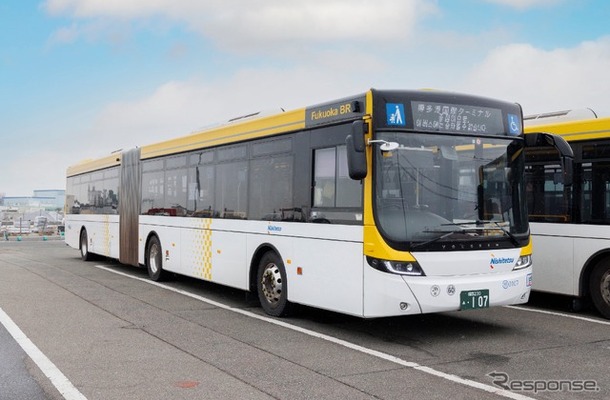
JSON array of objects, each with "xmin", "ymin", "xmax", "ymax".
[{"xmin": 411, "ymin": 101, "xmax": 510, "ymax": 136}]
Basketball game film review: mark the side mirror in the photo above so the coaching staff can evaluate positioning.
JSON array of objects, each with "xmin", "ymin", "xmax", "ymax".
[
  {"xmin": 526, "ymin": 132, "xmax": 574, "ymax": 186},
  {"xmin": 346, "ymin": 121, "xmax": 367, "ymax": 180}
]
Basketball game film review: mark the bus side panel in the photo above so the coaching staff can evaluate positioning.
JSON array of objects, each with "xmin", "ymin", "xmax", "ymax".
[
  {"xmin": 139, "ymin": 216, "xmax": 182, "ymax": 271},
  {"xmin": 179, "ymin": 218, "xmax": 277, "ymax": 291},
  {"xmin": 573, "ymin": 234, "xmax": 610, "ymax": 295},
  {"xmin": 179, "ymin": 218, "xmax": 214, "ymax": 282},
  {"xmin": 65, "ymin": 214, "xmax": 119, "ymax": 259},
  {"xmin": 288, "ymin": 225, "xmax": 364, "ymax": 317},
  {"xmin": 530, "ymin": 222, "xmax": 575, "ymax": 295},
  {"xmin": 533, "ymin": 222, "xmax": 610, "ymax": 297},
  {"xmin": 108, "ymin": 216, "xmax": 120, "ymax": 259},
  {"xmin": 209, "ymin": 228, "xmax": 248, "ymax": 290},
  {"xmin": 64, "ymin": 215, "xmax": 81, "ymax": 250}
]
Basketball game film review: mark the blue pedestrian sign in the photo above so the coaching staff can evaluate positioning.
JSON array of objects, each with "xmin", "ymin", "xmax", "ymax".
[{"xmin": 387, "ymin": 103, "xmax": 406, "ymax": 126}]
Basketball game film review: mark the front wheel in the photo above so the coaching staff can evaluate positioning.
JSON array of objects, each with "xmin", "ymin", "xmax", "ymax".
[
  {"xmin": 146, "ymin": 236, "xmax": 167, "ymax": 281},
  {"xmin": 590, "ymin": 262, "xmax": 610, "ymax": 319},
  {"xmin": 257, "ymin": 251, "xmax": 293, "ymax": 317}
]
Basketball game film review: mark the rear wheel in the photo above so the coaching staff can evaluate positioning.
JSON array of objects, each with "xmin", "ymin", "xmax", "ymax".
[
  {"xmin": 590, "ymin": 262, "xmax": 610, "ymax": 319},
  {"xmin": 146, "ymin": 236, "xmax": 167, "ymax": 281},
  {"xmin": 257, "ymin": 251, "xmax": 293, "ymax": 317},
  {"xmin": 79, "ymin": 229, "xmax": 94, "ymax": 261}
]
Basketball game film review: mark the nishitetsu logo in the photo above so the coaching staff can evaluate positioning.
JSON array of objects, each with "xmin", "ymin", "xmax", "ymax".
[{"xmin": 489, "ymin": 254, "xmax": 515, "ymax": 269}]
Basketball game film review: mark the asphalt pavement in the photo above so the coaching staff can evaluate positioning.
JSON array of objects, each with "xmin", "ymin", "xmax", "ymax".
[{"xmin": 0, "ymin": 240, "xmax": 608, "ymax": 400}]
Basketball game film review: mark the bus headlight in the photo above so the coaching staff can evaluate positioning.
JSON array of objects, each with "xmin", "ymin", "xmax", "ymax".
[
  {"xmin": 513, "ymin": 254, "xmax": 532, "ymax": 270},
  {"xmin": 366, "ymin": 256, "xmax": 425, "ymax": 276}
]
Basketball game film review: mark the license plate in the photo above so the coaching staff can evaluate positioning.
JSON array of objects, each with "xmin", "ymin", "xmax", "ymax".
[{"xmin": 460, "ymin": 289, "xmax": 490, "ymax": 310}]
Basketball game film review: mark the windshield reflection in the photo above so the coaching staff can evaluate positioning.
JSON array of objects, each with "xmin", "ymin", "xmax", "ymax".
[{"xmin": 374, "ymin": 132, "xmax": 528, "ymax": 250}]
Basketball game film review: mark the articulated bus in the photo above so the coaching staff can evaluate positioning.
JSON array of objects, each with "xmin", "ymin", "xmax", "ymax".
[
  {"xmin": 525, "ymin": 111, "xmax": 610, "ymax": 319},
  {"xmin": 65, "ymin": 89, "xmax": 571, "ymax": 318}
]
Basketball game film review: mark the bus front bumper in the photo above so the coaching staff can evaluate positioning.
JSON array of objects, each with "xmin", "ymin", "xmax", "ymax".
[
  {"xmin": 362, "ymin": 266, "xmax": 532, "ymax": 317},
  {"xmin": 405, "ymin": 268, "xmax": 532, "ymax": 314}
]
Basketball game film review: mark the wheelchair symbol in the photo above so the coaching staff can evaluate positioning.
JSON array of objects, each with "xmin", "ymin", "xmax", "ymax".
[{"xmin": 508, "ymin": 114, "xmax": 520, "ymax": 135}]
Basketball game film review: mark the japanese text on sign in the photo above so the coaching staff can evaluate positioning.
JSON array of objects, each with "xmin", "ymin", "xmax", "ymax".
[{"xmin": 411, "ymin": 101, "xmax": 505, "ymax": 135}]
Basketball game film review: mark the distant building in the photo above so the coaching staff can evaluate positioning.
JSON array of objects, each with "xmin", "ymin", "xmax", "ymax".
[
  {"xmin": 33, "ymin": 189, "xmax": 65, "ymax": 209},
  {"xmin": 1, "ymin": 189, "xmax": 65, "ymax": 226},
  {"xmin": 2, "ymin": 189, "xmax": 65, "ymax": 211}
]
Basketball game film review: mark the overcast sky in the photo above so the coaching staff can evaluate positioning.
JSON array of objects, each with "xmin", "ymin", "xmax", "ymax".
[{"xmin": 2, "ymin": 0, "xmax": 610, "ymax": 196}]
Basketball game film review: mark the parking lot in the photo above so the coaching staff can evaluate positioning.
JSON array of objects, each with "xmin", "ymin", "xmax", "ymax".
[{"xmin": 0, "ymin": 240, "xmax": 608, "ymax": 400}]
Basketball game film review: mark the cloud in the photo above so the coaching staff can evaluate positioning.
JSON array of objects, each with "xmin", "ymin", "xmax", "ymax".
[
  {"xmin": 43, "ymin": 0, "xmax": 438, "ymax": 52},
  {"xmin": 47, "ymin": 23, "xmax": 80, "ymax": 45},
  {"xmin": 3, "ymin": 150, "xmax": 69, "ymax": 196},
  {"xmin": 460, "ymin": 36, "xmax": 610, "ymax": 116},
  {"xmin": 45, "ymin": 19, "xmax": 132, "ymax": 48},
  {"xmin": 85, "ymin": 63, "xmax": 370, "ymax": 154}
]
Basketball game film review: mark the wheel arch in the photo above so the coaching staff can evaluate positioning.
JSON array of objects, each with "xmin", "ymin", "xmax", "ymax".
[
  {"xmin": 144, "ymin": 230, "xmax": 161, "ymax": 264},
  {"xmin": 579, "ymin": 249, "xmax": 610, "ymax": 297}
]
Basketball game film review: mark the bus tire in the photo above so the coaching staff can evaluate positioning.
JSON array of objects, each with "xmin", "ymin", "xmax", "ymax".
[
  {"xmin": 257, "ymin": 251, "xmax": 293, "ymax": 317},
  {"xmin": 80, "ymin": 229, "xmax": 94, "ymax": 261},
  {"xmin": 590, "ymin": 261, "xmax": 610, "ymax": 319},
  {"xmin": 146, "ymin": 236, "xmax": 167, "ymax": 282}
]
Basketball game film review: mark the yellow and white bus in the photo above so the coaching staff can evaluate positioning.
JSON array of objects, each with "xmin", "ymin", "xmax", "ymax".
[
  {"xmin": 65, "ymin": 89, "xmax": 570, "ymax": 318},
  {"xmin": 525, "ymin": 111, "xmax": 610, "ymax": 319}
]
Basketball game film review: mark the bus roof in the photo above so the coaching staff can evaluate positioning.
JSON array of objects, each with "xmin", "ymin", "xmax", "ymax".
[
  {"xmin": 524, "ymin": 115, "xmax": 610, "ymax": 142},
  {"xmin": 524, "ymin": 108, "xmax": 598, "ymax": 125}
]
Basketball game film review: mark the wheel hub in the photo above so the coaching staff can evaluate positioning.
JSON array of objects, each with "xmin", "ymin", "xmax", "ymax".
[{"xmin": 261, "ymin": 263, "xmax": 282, "ymax": 304}]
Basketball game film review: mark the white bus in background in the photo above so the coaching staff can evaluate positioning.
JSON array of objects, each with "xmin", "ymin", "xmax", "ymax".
[{"xmin": 525, "ymin": 110, "xmax": 610, "ymax": 319}]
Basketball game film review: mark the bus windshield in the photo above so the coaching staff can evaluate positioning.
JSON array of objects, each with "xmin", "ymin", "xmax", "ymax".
[{"xmin": 374, "ymin": 131, "xmax": 528, "ymax": 250}]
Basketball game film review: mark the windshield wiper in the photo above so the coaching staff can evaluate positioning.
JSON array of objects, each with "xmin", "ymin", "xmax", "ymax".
[
  {"xmin": 437, "ymin": 220, "xmax": 521, "ymax": 247},
  {"xmin": 411, "ymin": 219, "xmax": 522, "ymax": 250},
  {"xmin": 453, "ymin": 220, "xmax": 521, "ymax": 247},
  {"xmin": 487, "ymin": 221, "xmax": 520, "ymax": 247},
  {"xmin": 410, "ymin": 229, "xmax": 469, "ymax": 250}
]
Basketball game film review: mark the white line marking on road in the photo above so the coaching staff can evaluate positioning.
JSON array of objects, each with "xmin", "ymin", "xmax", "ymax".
[
  {"xmin": 506, "ymin": 305, "xmax": 610, "ymax": 326},
  {"xmin": 0, "ymin": 307, "xmax": 87, "ymax": 400},
  {"xmin": 96, "ymin": 265, "xmax": 534, "ymax": 400}
]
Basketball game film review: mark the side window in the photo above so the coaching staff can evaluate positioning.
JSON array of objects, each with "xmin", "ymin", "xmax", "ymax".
[
  {"xmin": 141, "ymin": 160, "xmax": 165, "ymax": 215},
  {"xmin": 101, "ymin": 167, "xmax": 119, "ymax": 214},
  {"xmin": 313, "ymin": 147, "xmax": 336, "ymax": 207},
  {"xmin": 66, "ymin": 176, "xmax": 80, "ymax": 214},
  {"xmin": 164, "ymin": 156, "xmax": 188, "ymax": 216},
  {"xmin": 249, "ymin": 155, "xmax": 293, "ymax": 220},
  {"xmin": 67, "ymin": 167, "xmax": 119, "ymax": 215},
  {"xmin": 580, "ymin": 162, "xmax": 610, "ymax": 223},
  {"xmin": 216, "ymin": 161, "xmax": 248, "ymax": 219},
  {"xmin": 89, "ymin": 171, "xmax": 104, "ymax": 213},
  {"xmin": 312, "ymin": 145, "xmax": 362, "ymax": 224},
  {"xmin": 525, "ymin": 163, "xmax": 570, "ymax": 222},
  {"xmin": 188, "ymin": 151, "xmax": 215, "ymax": 217},
  {"xmin": 525, "ymin": 146, "xmax": 571, "ymax": 223},
  {"xmin": 215, "ymin": 145, "xmax": 248, "ymax": 219},
  {"xmin": 336, "ymin": 146, "xmax": 361, "ymax": 207}
]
